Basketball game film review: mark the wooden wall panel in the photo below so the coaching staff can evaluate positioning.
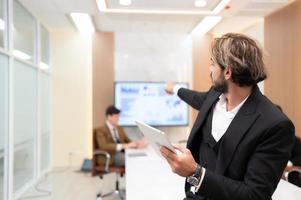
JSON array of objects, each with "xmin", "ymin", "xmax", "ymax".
[
  {"xmin": 191, "ymin": 34, "xmax": 213, "ymax": 122},
  {"xmin": 93, "ymin": 32, "xmax": 115, "ymax": 128},
  {"xmin": 264, "ymin": 0, "xmax": 301, "ymax": 137}
]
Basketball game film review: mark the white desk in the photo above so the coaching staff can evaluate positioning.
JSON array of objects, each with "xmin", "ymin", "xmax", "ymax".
[
  {"xmin": 272, "ymin": 179, "xmax": 301, "ymax": 200},
  {"xmin": 126, "ymin": 147, "xmax": 185, "ymax": 200},
  {"xmin": 126, "ymin": 147, "xmax": 301, "ymax": 200}
]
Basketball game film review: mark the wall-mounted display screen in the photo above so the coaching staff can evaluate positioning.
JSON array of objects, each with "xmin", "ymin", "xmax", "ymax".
[{"xmin": 114, "ymin": 82, "xmax": 189, "ymax": 126}]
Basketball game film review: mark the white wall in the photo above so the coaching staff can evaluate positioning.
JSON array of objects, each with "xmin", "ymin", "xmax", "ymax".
[
  {"xmin": 51, "ymin": 30, "xmax": 92, "ymax": 167},
  {"xmin": 115, "ymin": 32, "xmax": 192, "ymax": 143}
]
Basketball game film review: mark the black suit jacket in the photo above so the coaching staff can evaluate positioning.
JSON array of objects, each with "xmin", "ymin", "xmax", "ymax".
[
  {"xmin": 179, "ymin": 86, "xmax": 295, "ymax": 200},
  {"xmin": 291, "ymin": 136, "xmax": 301, "ymax": 165}
]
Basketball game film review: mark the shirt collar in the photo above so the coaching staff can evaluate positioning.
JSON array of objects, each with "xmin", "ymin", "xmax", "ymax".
[
  {"xmin": 106, "ymin": 121, "xmax": 115, "ymax": 131},
  {"xmin": 217, "ymin": 94, "xmax": 249, "ymax": 115}
]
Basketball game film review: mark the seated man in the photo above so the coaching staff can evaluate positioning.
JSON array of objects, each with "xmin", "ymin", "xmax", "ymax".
[{"xmin": 95, "ymin": 105, "xmax": 145, "ymax": 166}]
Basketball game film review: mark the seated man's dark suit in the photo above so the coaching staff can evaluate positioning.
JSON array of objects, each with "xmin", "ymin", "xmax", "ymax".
[
  {"xmin": 95, "ymin": 124, "xmax": 131, "ymax": 165},
  {"xmin": 178, "ymin": 86, "xmax": 295, "ymax": 200}
]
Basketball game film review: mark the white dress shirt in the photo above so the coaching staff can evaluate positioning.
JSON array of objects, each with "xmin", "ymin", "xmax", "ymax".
[
  {"xmin": 106, "ymin": 121, "xmax": 123, "ymax": 152},
  {"xmin": 211, "ymin": 94, "xmax": 248, "ymax": 142},
  {"xmin": 174, "ymin": 87, "xmax": 249, "ymax": 193}
]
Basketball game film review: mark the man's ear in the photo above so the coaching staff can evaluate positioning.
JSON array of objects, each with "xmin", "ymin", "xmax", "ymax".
[{"xmin": 224, "ymin": 67, "xmax": 232, "ymax": 80}]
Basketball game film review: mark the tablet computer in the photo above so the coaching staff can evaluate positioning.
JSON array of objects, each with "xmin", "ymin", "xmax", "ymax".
[{"xmin": 136, "ymin": 120, "xmax": 176, "ymax": 155}]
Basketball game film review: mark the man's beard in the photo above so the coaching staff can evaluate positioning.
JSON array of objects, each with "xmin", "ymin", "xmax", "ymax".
[{"xmin": 212, "ymin": 74, "xmax": 228, "ymax": 93}]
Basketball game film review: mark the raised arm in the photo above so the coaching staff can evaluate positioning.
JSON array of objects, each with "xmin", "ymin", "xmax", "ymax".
[
  {"xmin": 165, "ymin": 82, "xmax": 208, "ymax": 111},
  {"xmin": 177, "ymin": 88, "xmax": 207, "ymax": 111}
]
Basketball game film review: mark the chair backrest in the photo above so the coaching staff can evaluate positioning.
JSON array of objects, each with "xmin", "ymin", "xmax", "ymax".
[
  {"xmin": 92, "ymin": 129, "xmax": 99, "ymax": 176},
  {"xmin": 92, "ymin": 129, "xmax": 99, "ymax": 151},
  {"xmin": 92, "ymin": 128, "xmax": 125, "ymax": 177}
]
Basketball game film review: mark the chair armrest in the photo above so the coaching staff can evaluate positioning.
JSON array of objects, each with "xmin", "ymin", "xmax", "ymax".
[
  {"xmin": 287, "ymin": 165, "xmax": 301, "ymax": 173},
  {"xmin": 283, "ymin": 165, "xmax": 301, "ymax": 181},
  {"xmin": 93, "ymin": 150, "xmax": 111, "ymax": 172}
]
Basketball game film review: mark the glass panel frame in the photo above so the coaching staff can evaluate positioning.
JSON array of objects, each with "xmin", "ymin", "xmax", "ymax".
[
  {"xmin": 0, "ymin": 53, "xmax": 8, "ymax": 200},
  {"xmin": 40, "ymin": 25, "xmax": 50, "ymax": 71},
  {"xmin": 0, "ymin": 0, "xmax": 52, "ymax": 198},
  {"xmin": 13, "ymin": 0, "xmax": 36, "ymax": 63},
  {"xmin": 13, "ymin": 60, "xmax": 37, "ymax": 192},
  {"xmin": 40, "ymin": 72, "xmax": 51, "ymax": 171},
  {"xmin": 0, "ymin": 0, "xmax": 6, "ymax": 49}
]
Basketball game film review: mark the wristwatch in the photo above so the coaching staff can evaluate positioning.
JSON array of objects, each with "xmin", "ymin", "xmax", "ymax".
[{"xmin": 187, "ymin": 164, "xmax": 203, "ymax": 186}]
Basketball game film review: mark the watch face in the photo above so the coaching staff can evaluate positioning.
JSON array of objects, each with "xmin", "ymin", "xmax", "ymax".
[{"xmin": 188, "ymin": 176, "xmax": 199, "ymax": 186}]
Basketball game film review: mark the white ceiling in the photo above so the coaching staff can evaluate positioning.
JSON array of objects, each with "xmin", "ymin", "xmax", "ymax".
[
  {"xmin": 18, "ymin": 0, "xmax": 295, "ymax": 33},
  {"xmin": 106, "ymin": 0, "xmax": 221, "ymax": 11}
]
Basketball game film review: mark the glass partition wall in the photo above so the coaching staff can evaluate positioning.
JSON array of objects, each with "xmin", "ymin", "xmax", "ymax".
[
  {"xmin": 0, "ymin": 0, "xmax": 52, "ymax": 199},
  {"xmin": 0, "ymin": 54, "xmax": 8, "ymax": 200}
]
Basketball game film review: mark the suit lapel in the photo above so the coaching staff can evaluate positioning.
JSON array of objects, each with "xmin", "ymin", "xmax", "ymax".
[
  {"xmin": 104, "ymin": 124, "xmax": 115, "ymax": 142},
  {"xmin": 187, "ymin": 89, "xmax": 220, "ymax": 149},
  {"xmin": 215, "ymin": 87, "xmax": 261, "ymax": 175},
  {"xmin": 117, "ymin": 126, "xmax": 126, "ymax": 143}
]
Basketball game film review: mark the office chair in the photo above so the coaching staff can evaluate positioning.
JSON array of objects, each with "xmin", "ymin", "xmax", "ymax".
[
  {"xmin": 284, "ymin": 165, "xmax": 301, "ymax": 187},
  {"xmin": 92, "ymin": 129, "xmax": 125, "ymax": 200}
]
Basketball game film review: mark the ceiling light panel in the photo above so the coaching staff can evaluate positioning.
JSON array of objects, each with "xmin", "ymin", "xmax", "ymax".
[
  {"xmin": 70, "ymin": 13, "xmax": 95, "ymax": 35},
  {"xmin": 191, "ymin": 16, "xmax": 222, "ymax": 35}
]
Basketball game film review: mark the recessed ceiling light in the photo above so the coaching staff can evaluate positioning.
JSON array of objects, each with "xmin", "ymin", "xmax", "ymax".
[
  {"xmin": 119, "ymin": 0, "xmax": 132, "ymax": 6},
  {"xmin": 194, "ymin": 0, "xmax": 207, "ymax": 8}
]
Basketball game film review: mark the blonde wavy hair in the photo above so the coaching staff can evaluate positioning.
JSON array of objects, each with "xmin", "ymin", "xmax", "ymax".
[{"xmin": 211, "ymin": 33, "xmax": 267, "ymax": 86}]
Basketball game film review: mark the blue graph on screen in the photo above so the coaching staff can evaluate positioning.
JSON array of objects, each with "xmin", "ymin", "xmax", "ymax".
[{"xmin": 114, "ymin": 82, "xmax": 189, "ymax": 126}]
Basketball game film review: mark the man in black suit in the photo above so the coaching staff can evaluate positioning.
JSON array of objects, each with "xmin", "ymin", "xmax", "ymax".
[
  {"xmin": 161, "ymin": 33, "xmax": 295, "ymax": 200},
  {"xmin": 275, "ymin": 104, "xmax": 301, "ymax": 187}
]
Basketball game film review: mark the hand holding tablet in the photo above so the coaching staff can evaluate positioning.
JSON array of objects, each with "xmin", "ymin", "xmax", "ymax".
[{"xmin": 135, "ymin": 120, "xmax": 177, "ymax": 156}]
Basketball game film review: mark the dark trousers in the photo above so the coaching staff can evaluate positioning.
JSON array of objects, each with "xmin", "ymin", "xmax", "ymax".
[{"xmin": 113, "ymin": 151, "xmax": 125, "ymax": 166}]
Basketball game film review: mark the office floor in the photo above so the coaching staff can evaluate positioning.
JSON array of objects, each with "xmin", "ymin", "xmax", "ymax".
[{"xmin": 18, "ymin": 168, "xmax": 125, "ymax": 200}]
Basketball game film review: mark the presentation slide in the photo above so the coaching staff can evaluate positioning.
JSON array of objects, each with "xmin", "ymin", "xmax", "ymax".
[{"xmin": 115, "ymin": 82, "xmax": 188, "ymax": 126}]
